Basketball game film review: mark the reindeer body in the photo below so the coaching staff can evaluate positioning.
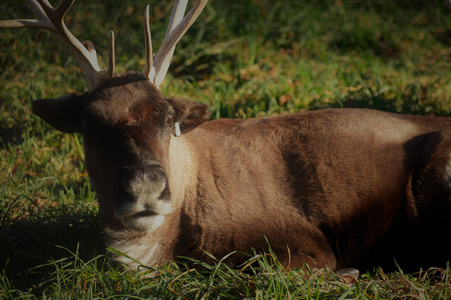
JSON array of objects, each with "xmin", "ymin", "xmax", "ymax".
[{"xmin": 104, "ymin": 102, "xmax": 451, "ymax": 271}]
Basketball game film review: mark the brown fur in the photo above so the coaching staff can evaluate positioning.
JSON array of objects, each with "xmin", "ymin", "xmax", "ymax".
[{"xmin": 32, "ymin": 75, "xmax": 451, "ymax": 272}]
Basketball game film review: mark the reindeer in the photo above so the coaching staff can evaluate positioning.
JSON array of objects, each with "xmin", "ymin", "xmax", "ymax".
[{"xmin": 1, "ymin": 0, "xmax": 450, "ymax": 273}]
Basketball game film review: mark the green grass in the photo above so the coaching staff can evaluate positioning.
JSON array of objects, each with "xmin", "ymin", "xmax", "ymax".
[{"xmin": 1, "ymin": 0, "xmax": 450, "ymax": 298}]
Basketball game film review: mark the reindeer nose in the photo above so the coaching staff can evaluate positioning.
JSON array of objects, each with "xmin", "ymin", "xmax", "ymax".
[
  {"xmin": 141, "ymin": 165, "xmax": 167, "ymax": 183},
  {"xmin": 118, "ymin": 164, "xmax": 173, "ymax": 232},
  {"xmin": 121, "ymin": 164, "xmax": 170, "ymax": 201}
]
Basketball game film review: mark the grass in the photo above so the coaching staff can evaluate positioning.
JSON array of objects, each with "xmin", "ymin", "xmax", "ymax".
[{"xmin": 1, "ymin": 0, "xmax": 450, "ymax": 298}]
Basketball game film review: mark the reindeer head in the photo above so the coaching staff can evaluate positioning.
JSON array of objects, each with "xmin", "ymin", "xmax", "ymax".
[{"xmin": 0, "ymin": 0, "xmax": 209, "ymax": 231}]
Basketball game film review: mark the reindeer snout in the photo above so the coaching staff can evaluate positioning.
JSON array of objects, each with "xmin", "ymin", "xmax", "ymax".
[{"xmin": 117, "ymin": 165, "xmax": 173, "ymax": 232}]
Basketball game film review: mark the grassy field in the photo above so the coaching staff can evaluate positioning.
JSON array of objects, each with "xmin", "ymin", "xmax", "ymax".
[{"xmin": 1, "ymin": 0, "xmax": 450, "ymax": 298}]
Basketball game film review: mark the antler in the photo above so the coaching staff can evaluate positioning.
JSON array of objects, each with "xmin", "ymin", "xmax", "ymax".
[
  {"xmin": 0, "ymin": 0, "xmax": 115, "ymax": 91},
  {"xmin": 143, "ymin": 0, "xmax": 208, "ymax": 88}
]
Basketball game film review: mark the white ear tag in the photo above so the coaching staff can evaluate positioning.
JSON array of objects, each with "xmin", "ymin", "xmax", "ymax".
[{"xmin": 175, "ymin": 122, "xmax": 181, "ymax": 137}]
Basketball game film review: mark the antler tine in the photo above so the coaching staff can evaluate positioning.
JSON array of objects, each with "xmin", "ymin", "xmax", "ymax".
[
  {"xmin": 0, "ymin": 1, "xmax": 54, "ymax": 31},
  {"xmin": 143, "ymin": 1, "xmax": 188, "ymax": 83},
  {"xmin": 28, "ymin": 0, "xmax": 52, "ymax": 22},
  {"xmin": 0, "ymin": 0, "xmax": 54, "ymax": 30},
  {"xmin": 164, "ymin": 0, "xmax": 189, "ymax": 41},
  {"xmin": 151, "ymin": 0, "xmax": 208, "ymax": 88},
  {"xmin": 0, "ymin": 0, "xmax": 115, "ymax": 91},
  {"xmin": 54, "ymin": 0, "xmax": 74, "ymax": 18},
  {"xmin": 108, "ymin": 30, "xmax": 116, "ymax": 79},
  {"xmin": 0, "ymin": 19, "xmax": 50, "ymax": 30},
  {"xmin": 142, "ymin": 5, "xmax": 154, "ymax": 80},
  {"xmin": 149, "ymin": 0, "xmax": 188, "ymax": 86}
]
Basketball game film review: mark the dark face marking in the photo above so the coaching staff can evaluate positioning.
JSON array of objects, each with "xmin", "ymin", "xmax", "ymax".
[{"xmin": 81, "ymin": 77, "xmax": 176, "ymax": 230}]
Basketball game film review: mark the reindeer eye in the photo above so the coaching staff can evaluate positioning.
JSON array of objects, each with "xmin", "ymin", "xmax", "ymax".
[{"xmin": 166, "ymin": 114, "xmax": 175, "ymax": 125}]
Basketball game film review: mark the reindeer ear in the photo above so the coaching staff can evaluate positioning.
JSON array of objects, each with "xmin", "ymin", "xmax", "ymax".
[
  {"xmin": 32, "ymin": 93, "xmax": 87, "ymax": 133},
  {"xmin": 166, "ymin": 98, "xmax": 211, "ymax": 135}
]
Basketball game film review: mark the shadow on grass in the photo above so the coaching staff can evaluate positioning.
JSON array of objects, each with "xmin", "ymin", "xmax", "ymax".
[
  {"xmin": 310, "ymin": 84, "xmax": 450, "ymax": 117},
  {"xmin": 309, "ymin": 89, "xmax": 451, "ymax": 117},
  {"xmin": 0, "ymin": 199, "xmax": 105, "ymax": 293},
  {"xmin": 0, "ymin": 125, "xmax": 25, "ymax": 149}
]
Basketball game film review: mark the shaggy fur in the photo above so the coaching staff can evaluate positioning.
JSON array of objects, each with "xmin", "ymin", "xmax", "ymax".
[{"xmin": 33, "ymin": 75, "xmax": 451, "ymax": 272}]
